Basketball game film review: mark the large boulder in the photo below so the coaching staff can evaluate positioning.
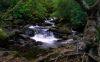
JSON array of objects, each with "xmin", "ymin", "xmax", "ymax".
[
  {"xmin": 50, "ymin": 25, "xmax": 71, "ymax": 39},
  {"xmin": 22, "ymin": 25, "xmax": 35, "ymax": 37},
  {"xmin": 50, "ymin": 24, "xmax": 71, "ymax": 34}
]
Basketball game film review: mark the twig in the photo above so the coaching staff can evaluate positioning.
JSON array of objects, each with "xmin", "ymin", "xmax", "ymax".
[{"xmin": 34, "ymin": 51, "xmax": 57, "ymax": 62}]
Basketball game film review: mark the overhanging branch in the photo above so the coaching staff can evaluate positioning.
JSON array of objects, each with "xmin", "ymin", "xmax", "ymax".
[
  {"xmin": 75, "ymin": 0, "xmax": 90, "ymax": 11},
  {"xmin": 90, "ymin": 0, "xmax": 99, "ymax": 9},
  {"xmin": 75, "ymin": 0, "xmax": 99, "ymax": 11}
]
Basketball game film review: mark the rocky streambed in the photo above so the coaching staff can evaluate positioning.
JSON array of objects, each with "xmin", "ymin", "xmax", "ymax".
[
  {"xmin": 7, "ymin": 17, "xmax": 80, "ymax": 49},
  {"xmin": 0, "ymin": 17, "xmax": 99, "ymax": 62}
]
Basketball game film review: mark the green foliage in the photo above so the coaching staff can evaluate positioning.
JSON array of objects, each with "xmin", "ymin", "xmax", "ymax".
[
  {"xmin": 70, "ymin": 0, "xmax": 86, "ymax": 27},
  {"xmin": 0, "ymin": 0, "xmax": 18, "ymax": 13},
  {"xmin": 0, "ymin": 0, "xmax": 48, "ymax": 21},
  {"xmin": 43, "ymin": 0, "xmax": 53, "ymax": 17},
  {"xmin": 52, "ymin": 0, "xmax": 72, "ymax": 19},
  {"xmin": 71, "ymin": 0, "xmax": 96, "ymax": 27},
  {"xmin": 12, "ymin": 0, "xmax": 33, "ymax": 18},
  {"xmin": 0, "ymin": 0, "xmax": 11, "ymax": 12},
  {"xmin": 52, "ymin": 0, "xmax": 86, "ymax": 27},
  {"xmin": 0, "ymin": 0, "xmax": 97, "ymax": 27},
  {"xmin": 85, "ymin": 0, "xmax": 96, "ymax": 6},
  {"xmin": 11, "ymin": 0, "xmax": 47, "ymax": 19}
]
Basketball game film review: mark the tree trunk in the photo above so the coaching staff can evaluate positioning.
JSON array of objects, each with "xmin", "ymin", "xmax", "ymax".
[{"xmin": 75, "ymin": 0, "xmax": 100, "ymax": 55}]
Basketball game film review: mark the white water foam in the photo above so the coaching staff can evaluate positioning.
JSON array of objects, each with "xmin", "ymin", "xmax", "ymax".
[
  {"xmin": 30, "ymin": 34, "xmax": 58, "ymax": 44},
  {"xmin": 29, "ymin": 25, "xmax": 58, "ymax": 44}
]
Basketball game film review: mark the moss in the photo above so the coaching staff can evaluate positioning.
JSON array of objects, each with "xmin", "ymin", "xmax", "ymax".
[
  {"xmin": 57, "ymin": 25, "xmax": 70, "ymax": 34},
  {"xmin": 51, "ymin": 24, "xmax": 71, "ymax": 34},
  {"xmin": 0, "ymin": 29, "xmax": 8, "ymax": 40}
]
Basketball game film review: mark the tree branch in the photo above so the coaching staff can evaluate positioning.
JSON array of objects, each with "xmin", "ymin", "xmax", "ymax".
[
  {"xmin": 75, "ymin": 0, "xmax": 90, "ymax": 11},
  {"xmin": 75, "ymin": 0, "xmax": 99, "ymax": 11},
  {"xmin": 90, "ymin": 0, "xmax": 99, "ymax": 9}
]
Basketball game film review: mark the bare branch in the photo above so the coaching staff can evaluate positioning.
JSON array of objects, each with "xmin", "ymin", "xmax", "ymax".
[
  {"xmin": 75, "ymin": 0, "xmax": 99, "ymax": 11},
  {"xmin": 75, "ymin": 0, "xmax": 90, "ymax": 11},
  {"xmin": 90, "ymin": 0, "xmax": 99, "ymax": 9}
]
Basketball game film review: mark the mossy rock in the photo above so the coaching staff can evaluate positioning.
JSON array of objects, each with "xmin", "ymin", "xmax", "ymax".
[
  {"xmin": 0, "ymin": 29, "xmax": 8, "ymax": 40},
  {"xmin": 57, "ymin": 26, "xmax": 70, "ymax": 34},
  {"xmin": 50, "ymin": 24, "xmax": 71, "ymax": 34}
]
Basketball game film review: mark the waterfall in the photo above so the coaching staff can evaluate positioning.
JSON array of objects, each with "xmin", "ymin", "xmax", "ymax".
[
  {"xmin": 30, "ymin": 25, "xmax": 58, "ymax": 44},
  {"xmin": 24, "ymin": 17, "xmax": 75, "ymax": 48}
]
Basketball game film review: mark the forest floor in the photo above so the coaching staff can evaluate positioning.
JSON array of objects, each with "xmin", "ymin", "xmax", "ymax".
[
  {"xmin": 0, "ymin": 45, "xmax": 78, "ymax": 62},
  {"xmin": 0, "ymin": 44, "xmax": 99, "ymax": 62}
]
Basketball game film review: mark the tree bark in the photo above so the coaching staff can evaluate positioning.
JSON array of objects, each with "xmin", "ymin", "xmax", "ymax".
[{"xmin": 75, "ymin": 0, "xmax": 100, "ymax": 55}]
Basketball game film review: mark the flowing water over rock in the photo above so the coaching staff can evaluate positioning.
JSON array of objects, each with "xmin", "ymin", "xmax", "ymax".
[
  {"xmin": 25, "ymin": 17, "xmax": 75, "ymax": 48},
  {"xmin": 29, "ymin": 25, "xmax": 58, "ymax": 48}
]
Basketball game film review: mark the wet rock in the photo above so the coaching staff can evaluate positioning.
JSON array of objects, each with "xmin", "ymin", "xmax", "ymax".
[
  {"xmin": 10, "ymin": 38, "xmax": 36, "ymax": 49},
  {"xmin": 43, "ymin": 23, "xmax": 52, "ymax": 26},
  {"xmin": 55, "ymin": 38, "xmax": 76, "ymax": 46},
  {"xmin": 53, "ymin": 32, "xmax": 68, "ymax": 39},
  {"xmin": 35, "ymin": 41, "xmax": 43, "ymax": 46},
  {"xmin": 50, "ymin": 24, "xmax": 71, "ymax": 34},
  {"xmin": 2, "ymin": 52, "xmax": 9, "ymax": 57},
  {"xmin": 62, "ymin": 35, "xmax": 68, "ymax": 40},
  {"xmin": 53, "ymin": 32, "xmax": 62, "ymax": 38},
  {"xmin": 22, "ymin": 25, "xmax": 35, "ymax": 37},
  {"xmin": 23, "ymin": 28, "xmax": 35, "ymax": 37},
  {"xmin": 61, "ymin": 39, "xmax": 74, "ymax": 44},
  {"xmin": 8, "ymin": 29, "xmax": 22, "ymax": 39},
  {"xmin": 19, "ymin": 34, "xmax": 30, "ymax": 40},
  {"xmin": 8, "ymin": 30, "xmax": 30, "ymax": 41},
  {"xmin": 49, "ymin": 27, "xmax": 57, "ymax": 32},
  {"xmin": 77, "ymin": 41, "xmax": 86, "ymax": 51},
  {"xmin": 24, "ymin": 38, "xmax": 36, "ymax": 44},
  {"xmin": 8, "ymin": 31, "xmax": 36, "ymax": 48},
  {"xmin": 56, "ymin": 39, "xmax": 63, "ymax": 42}
]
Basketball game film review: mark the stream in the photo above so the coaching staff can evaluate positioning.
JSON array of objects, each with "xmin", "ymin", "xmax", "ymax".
[{"xmin": 24, "ymin": 17, "xmax": 75, "ymax": 48}]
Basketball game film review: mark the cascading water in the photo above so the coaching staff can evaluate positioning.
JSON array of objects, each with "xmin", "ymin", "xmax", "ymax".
[
  {"xmin": 29, "ymin": 25, "xmax": 58, "ymax": 44},
  {"xmin": 27, "ymin": 17, "xmax": 59, "ymax": 48},
  {"xmin": 26, "ymin": 17, "xmax": 75, "ymax": 48}
]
